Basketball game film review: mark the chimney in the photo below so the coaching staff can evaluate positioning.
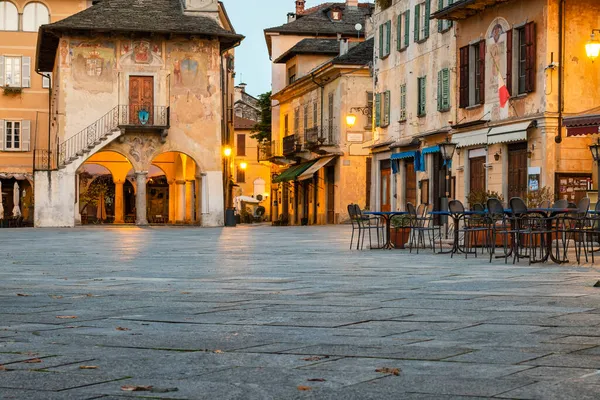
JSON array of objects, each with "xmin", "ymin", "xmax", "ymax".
[
  {"xmin": 296, "ymin": 0, "xmax": 305, "ymax": 14},
  {"xmin": 238, "ymin": 83, "xmax": 247, "ymax": 93},
  {"xmin": 339, "ymin": 39, "xmax": 349, "ymax": 56},
  {"xmin": 287, "ymin": 12, "xmax": 296, "ymax": 23},
  {"xmin": 346, "ymin": 0, "xmax": 358, "ymax": 8}
]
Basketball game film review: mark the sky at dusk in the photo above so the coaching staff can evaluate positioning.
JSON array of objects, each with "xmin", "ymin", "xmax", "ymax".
[{"xmin": 224, "ymin": 0, "xmax": 326, "ymax": 97}]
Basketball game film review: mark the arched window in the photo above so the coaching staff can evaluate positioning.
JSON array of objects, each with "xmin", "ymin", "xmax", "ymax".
[
  {"xmin": 0, "ymin": 2, "xmax": 18, "ymax": 31},
  {"xmin": 23, "ymin": 2, "xmax": 49, "ymax": 32}
]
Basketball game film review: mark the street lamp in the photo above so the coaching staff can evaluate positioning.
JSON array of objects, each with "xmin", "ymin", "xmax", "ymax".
[
  {"xmin": 345, "ymin": 107, "xmax": 372, "ymax": 128},
  {"xmin": 586, "ymin": 30, "xmax": 600, "ymax": 62},
  {"xmin": 590, "ymin": 139, "xmax": 600, "ymax": 199},
  {"xmin": 439, "ymin": 137, "xmax": 457, "ymax": 199},
  {"xmin": 239, "ymin": 161, "xmax": 248, "ymax": 170},
  {"xmin": 223, "ymin": 146, "xmax": 232, "ymax": 157},
  {"xmin": 345, "ymin": 114, "xmax": 357, "ymax": 128}
]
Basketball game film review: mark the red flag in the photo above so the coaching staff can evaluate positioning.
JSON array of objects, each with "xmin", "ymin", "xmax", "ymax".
[{"xmin": 498, "ymin": 74, "xmax": 510, "ymax": 108}]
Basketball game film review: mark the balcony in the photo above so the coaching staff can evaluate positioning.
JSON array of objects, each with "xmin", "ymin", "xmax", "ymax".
[
  {"xmin": 257, "ymin": 141, "xmax": 273, "ymax": 161},
  {"xmin": 431, "ymin": 0, "xmax": 514, "ymax": 20},
  {"xmin": 304, "ymin": 126, "xmax": 338, "ymax": 151},
  {"xmin": 117, "ymin": 105, "xmax": 170, "ymax": 138},
  {"xmin": 283, "ymin": 134, "xmax": 298, "ymax": 156}
]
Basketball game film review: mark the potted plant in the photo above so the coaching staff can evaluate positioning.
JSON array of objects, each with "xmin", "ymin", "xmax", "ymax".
[
  {"xmin": 526, "ymin": 186, "xmax": 554, "ymax": 208},
  {"xmin": 2, "ymin": 85, "xmax": 22, "ymax": 96},
  {"xmin": 466, "ymin": 190, "xmax": 504, "ymax": 208},
  {"xmin": 390, "ymin": 214, "xmax": 411, "ymax": 249}
]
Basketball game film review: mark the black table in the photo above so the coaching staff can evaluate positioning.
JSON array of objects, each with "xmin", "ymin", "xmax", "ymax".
[
  {"xmin": 364, "ymin": 211, "xmax": 409, "ymax": 250},
  {"xmin": 430, "ymin": 210, "xmax": 486, "ymax": 255}
]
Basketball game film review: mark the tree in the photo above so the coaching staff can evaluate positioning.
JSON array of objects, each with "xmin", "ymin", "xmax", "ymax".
[{"xmin": 250, "ymin": 91, "xmax": 272, "ymax": 143}]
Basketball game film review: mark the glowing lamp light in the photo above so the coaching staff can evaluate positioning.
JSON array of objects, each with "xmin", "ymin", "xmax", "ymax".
[
  {"xmin": 586, "ymin": 31, "xmax": 600, "ymax": 62},
  {"xmin": 223, "ymin": 147, "xmax": 232, "ymax": 157},
  {"xmin": 346, "ymin": 113, "xmax": 357, "ymax": 128},
  {"xmin": 240, "ymin": 161, "xmax": 248, "ymax": 170}
]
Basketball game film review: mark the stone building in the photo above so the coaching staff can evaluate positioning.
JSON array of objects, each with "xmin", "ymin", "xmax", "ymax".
[
  {"xmin": 233, "ymin": 83, "xmax": 260, "ymax": 121},
  {"xmin": 0, "ymin": 0, "xmax": 89, "ymax": 223},
  {"xmin": 433, "ymin": 0, "xmax": 600, "ymax": 206},
  {"xmin": 264, "ymin": 0, "xmax": 375, "ymax": 224},
  {"xmin": 33, "ymin": 0, "xmax": 243, "ymax": 227},
  {"xmin": 369, "ymin": 0, "xmax": 457, "ymax": 215}
]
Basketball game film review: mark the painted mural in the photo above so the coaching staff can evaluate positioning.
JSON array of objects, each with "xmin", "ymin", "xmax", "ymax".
[
  {"xmin": 70, "ymin": 40, "xmax": 116, "ymax": 93},
  {"xmin": 120, "ymin": 40, "xmax": 162, "ymax": 63},
  {"xmin": 485, "ymin": 18, "xmax": 511, "ymax": 121}
]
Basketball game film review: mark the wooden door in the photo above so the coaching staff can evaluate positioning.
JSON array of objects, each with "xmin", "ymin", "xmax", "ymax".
[
  {"xmin": 469, "ymin": 156, "xmax": 486, "ymax": 194},
  {"xmin": 508, "ymin": 143, "xmax": 528, "ymax": 200},
  {"xmin": 405, "ymin": 160, "xmax": 417, "ymax": 206},
  {"xmin": 129, "ymin": 76, "xmax": 154, "ymax": 124},
  {"xmin": 380, "ymin": 160, "xmax": 391, "ymax": 212},
  {"xmin": 326, "ymin": 166, "xmax": 335, "ymax": 224}
]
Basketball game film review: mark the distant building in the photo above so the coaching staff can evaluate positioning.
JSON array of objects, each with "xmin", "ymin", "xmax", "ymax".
[
  {"xmin": 33, "ymin": 0, "xmax": 243, "ymax": 227},
  {"xmin": 234, "ymin": 83, "xmax": 260, "ymax": 121}
]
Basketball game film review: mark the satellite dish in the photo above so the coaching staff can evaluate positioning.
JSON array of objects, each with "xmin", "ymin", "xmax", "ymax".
[{"xmin": 355, "ymin": 23, "xmax": 363, "ymax": 31}]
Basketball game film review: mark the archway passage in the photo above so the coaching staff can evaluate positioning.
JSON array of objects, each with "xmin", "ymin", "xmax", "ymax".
[{"xmin": 151, "ymin": 152, "xmax": 199, "ymax": 224}]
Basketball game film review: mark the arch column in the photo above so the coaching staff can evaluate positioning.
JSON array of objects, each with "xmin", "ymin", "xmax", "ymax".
[
  {"xmin": 176, "ymin": 180, "xmax": 186, "ymax": 223},
  {"xmin": 168, "ymin": 179, "xmax": 176, "ymax": 223},
  {"xmin": 135, "ymin": 171, "xmax": 148, "ymax": 226},
  {"xmin": 195, "ymin": 173, "xmax": 202, "ymax": 224},
  {"xmin": 185, "ymin": 180, "xmax": 194, "ymax": 223},
  {"xmin": 114, "ymin": 179, "xmax": 125, "ymax": 224}
]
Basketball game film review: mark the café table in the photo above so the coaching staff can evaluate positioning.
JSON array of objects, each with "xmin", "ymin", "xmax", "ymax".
[
  {"xmin": 363, "ymin": 211, "xmax": 409, "ymax": 249},
  {"xmin": 430, "ymin": 210, "xmax": 486, "ymax": 255}
]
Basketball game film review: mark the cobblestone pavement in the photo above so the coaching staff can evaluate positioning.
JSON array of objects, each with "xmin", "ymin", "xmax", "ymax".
[{"xmin": 1, "ymin": 225, "xmax": 600, "ymax": 399}]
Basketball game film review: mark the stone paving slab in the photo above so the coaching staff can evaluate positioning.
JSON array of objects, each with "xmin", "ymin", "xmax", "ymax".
[{"xmin": 2, "ymin": 225, "xmax": 600, "ymax": 398}]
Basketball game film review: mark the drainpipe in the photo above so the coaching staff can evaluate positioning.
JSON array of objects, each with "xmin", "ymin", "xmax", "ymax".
[
  {"xmin": 35, "ymin": 70, "xmax": 52, "ymax": 170},
  {"xmin": 555, "ymin": 0, "xmax": 565, "ymax": 143}
]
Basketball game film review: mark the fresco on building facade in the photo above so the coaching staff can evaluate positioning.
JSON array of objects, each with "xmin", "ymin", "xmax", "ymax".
[{"xmin": 70, "ymin": 40, "xmax": 116, "ymax": 93}]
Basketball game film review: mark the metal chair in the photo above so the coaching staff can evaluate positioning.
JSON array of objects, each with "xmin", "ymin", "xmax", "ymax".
[
  {"xmin": 408, "ymin": 203, "xmax": 441, "ymax": 253},
  {"xmin": 487, "ymin": 198, "xmax": 518, "ymax": 263},
  {"xmin": 448, "ymin": 200, "xmax": 488, "ymax": 258},
  {"xmin": 348, "ymin": 204, "xmax": 383, "ymax": 250},
  {"xmin": 553, "ymin": 199, "xmax": 569, "ymax": 209},
  {"xmin": 510, "ymin": 197, "xmax": 553, "ymax": 264},
  {"xmin": 559, "ymin": 197, "xmax": 591, "ymax": 264}
]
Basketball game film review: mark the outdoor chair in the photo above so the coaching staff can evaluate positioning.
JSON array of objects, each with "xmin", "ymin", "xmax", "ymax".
[
  {"xmin": 510, "ymin": 197, "xmax": 553, "ymax": 264},
  {"xmin": 487, "ymin": 198, "xmax": 518, "ymax": 263},
  {"xmin": 347, "ymin": 204, "xmax": 383, "ymax": 250},
  {"xmin": 407, "ymin": 203, "xmax": 441, "ymax": 254},
  {"xmin": 539, "ymin": 200, "xmax": 551, "ymax": 209},
  {"xmin": 558, "ymin": 197, "xmax": 592, "ymax": 264},
  {"xmin": 448, "ymin": 200, "xmax": 488, "ymax": 259},
  {"xmin": 553, "ymin": 199, "xmax": 569, "ymax": 209}
]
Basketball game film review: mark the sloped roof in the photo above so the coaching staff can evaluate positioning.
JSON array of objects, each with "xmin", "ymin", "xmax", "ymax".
[
  {"xmin": 265, "ymin": 2, "xmax": 374, "ymax": 37},
  {"xmin": 274, "ymin": 38, "xmax": 340, "ymax": 64},
  {"xmin": 36, "ymin": 0, "xmax": 243, "ymax": 71},
  {"xmin": 331, "ymin": 37, "xmax": 373, "ymax": 65},
  {"xmin": 234, "ymin": 117, "xmax": 257, "ymax": 130}
]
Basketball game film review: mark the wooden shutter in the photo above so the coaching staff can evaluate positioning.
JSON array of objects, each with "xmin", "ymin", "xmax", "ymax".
[
  {"xmin": 437, "ymin": 70, "xmax": 443, "ymax": 111},
  {"xmin": 404, "ymin": 11, "xmax": 410, "ymax": 48},
  {"xmin": 438, "ymin": 0, "xmax": 443, "ymax": 32},
  {"xmin": 0, "ymin": 120, "xmax": 4, "ymax": 150},
  {"xmin": 442, "ymin": 68, "xmax": 450, "ymax": 110},
  {"xmin": 418, "ymin": 77, "xmax": 426, "ymax": 116},
  {"xmin": 385, "ymin": 21, "xmax": 391, "ymax": 56},
  {"xmin": 506, "ymin": 29, "xmax": 513, "ymax": 96},
  {"xmin": 525, "ymin": 21, "xmax": 536, "ymax": 93},
  {"xmin": 424, "ymin": 0, "xmax": 431, "ymax": 39},
  {"xmin": 478, "ymin": 40, "xmax": 486, "ymax": 105},
  {"xmin": 384, "ymin": 90, "xmax": 390, "ymax": 126},
  {"xmin": 459, "ymin": 46, "xmax": 469, "ymax": 108},
  {"xmin": 397, "ymin": 14, "xmax": 402, "ymax": 51},
  {"xmin": 379, "ymin": 24, "xmax": 384, "ymax": 58},
  {"xmin": 0, "ymin": 56, "xmax": 4, "ymax": 87},
  {"xmin": 365, "ymin": 157, "xmax": 372, "ymax": 209},
  {"xmin": 237, "ymin": 134, "xmax": 246, "ymax": 156},
  {"xmin": 21, "ymin": 120, "xmax": 30, "ymax": 151},
  {"xmin": 400, "ymin": 84, "xmax": 406, "ymax": 120},
  {"xmin": 22, "ymin": 56, "xmax": 31, "ymax": 88},
  {"xmin": 414, "ymin": 4, "xmax": 420, "ymax": 42},
  {"xmin": 375, "ymin": 93, "xmax": 381, "ymax": 127}
]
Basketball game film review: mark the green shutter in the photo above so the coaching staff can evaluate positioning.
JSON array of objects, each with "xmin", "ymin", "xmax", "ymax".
[
  {"xmin": 386, "ymin": 20, "xmax": 391, "ymax": 56},
  {"xmin": 437, "ymin": 70, "xmax": 442, "ymax": 111},
  {"xmin": 438, "ymin": 0, "xmax": 443, "ymax": 32},
  {"xmin": 443, "ymin": 68, "xmax": 450, "ymax": 111},
  {"xmin": 418, "ymin": 77, "xmax": 426, "ymax": 116},
  {"xmin": 404, "ymin": 10, "xmax": 410, "ymax": 47},
  {"xmin": 400, "ymin": 84, "xmax": 406, "ymax": 120},
  {"xmin": 379, "ymin": 25, "xmax": 384, "ymax": 58},
  {"xmin": 375, "ymin": 93, "xmax": 381, "ymax": 127},
  {"xmin": 384, "ymin": 90, "xmax": 391, "ymax": 126},
  {"xmin": 414, "ymin": 4, "xmax": 420, "ymax": 42},
  {"xmin": 424, "ymin": 0, "xmax": 431, "ymax": 39},
  {"xmin": 397, "ymin": 15, "xmax": 402, "ymax": 50}
]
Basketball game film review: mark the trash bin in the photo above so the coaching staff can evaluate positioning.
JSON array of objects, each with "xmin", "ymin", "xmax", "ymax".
[{"xmin": 225, "ymin": 207, "xmax": 236, "ymax": 227}]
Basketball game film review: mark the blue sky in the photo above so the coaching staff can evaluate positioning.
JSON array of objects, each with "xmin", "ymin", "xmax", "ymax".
[{"xmin": 224, "ymin": 0, "xmax": 324, "ymax": 97}]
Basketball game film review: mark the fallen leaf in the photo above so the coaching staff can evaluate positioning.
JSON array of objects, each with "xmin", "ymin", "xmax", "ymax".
[
  {"xmin": 16, "ymin": 293, "xmax": 30, "ymax": 297},
  {"xmin": 214, "ymin": 350, "xmax": 223, "ymax": 354},
  {"xmin": 149, "ymin": 387, "xmax": 179, "ymax": 393},
  {"xmin": 181, "ymin": 292, "xmax": 191, "ymax": 294},
  {"xmin": 121, "ymin": 385, "xmax": 153, "ymax": 392},
  {"xmin": 50, "ymin": 295, "xmax": 63, "ymax": 299},
  {"xmin": 116, "ymin": 327, "xmax": 130, "ymax": 331},
  {"xmin": 56, "ymin": 316, "xmax": 77, "ymax": 319},
  {"xmin": 0, "ymin": 365, "xmax": 6, "ymax": 371},
  {"xmin": 301, "ymin": 356, "xmax": 329, "ymax": 361},
  {"xmin": 24, "ymin": 358, "xmax": 42, "ymax": 364},
  {"xmin": 79, "ymin": 365, "xmax": 98, "ymax": 370},
  {"xmin": 297, "ymin": 385, "xmax": 312, "ymax": 391},
  {"xmin": 375, "ymin": 367, "xmax": 400, "ymax": 376},
  {"xmin": 307, "ymin": 378, "xmax": 326, "ymax": 382}
]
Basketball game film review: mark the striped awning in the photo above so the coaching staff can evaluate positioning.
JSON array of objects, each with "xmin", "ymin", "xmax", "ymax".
[
  {"xmin": 563, "ymin": 114, "xmax": 600, "ymax": 137},
  {"xmin": 487, "ymin": 121, "xmax": 535, "ymax": 145},
  {"xmin": 391, "ymin": 151, "xmax": 417, "ymax": 160},
  {"xmin": 297, "ymin": 156, "xmax": 336, "ymax": 181},
  {"xmin": 453, "ymin": 128, "xmax": 490, "ymax": 148}
]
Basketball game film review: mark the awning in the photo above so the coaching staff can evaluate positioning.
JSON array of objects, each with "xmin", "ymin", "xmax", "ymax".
[
  {"xmin": 273, "ymin": 161, "xmax": 316, "ymax": 183},
  {"xmin": 298, "ymin": 156, "xmax": 336, "ymax": 181},
  {"xmin": 454, "ymin": 128, "xmax": 490, "ymax": 148},
  {"xmin": 421, "ymin": 145, "xmax": 440, "ymax": 155},
  {"xmin": 487, "ymin": 121, "xmax": 535, "ymax": 145},
  {"xmin": 0, "ymin": 173, "xmax": 32, "ymax": 181},
  {"xmin": 391, "ymin": 151, "xmax": 417, "ymax": 160},
  {"xmin": 563, "ymin": 114, "xmax": 600, "ymax": 137}
]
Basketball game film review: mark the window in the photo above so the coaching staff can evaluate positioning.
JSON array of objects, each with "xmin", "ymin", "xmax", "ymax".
[
  {"xmin": 375, "ymin": 93, "xmax": 381, "ymax": 127},
  {"xmin": 236, "ymin": 166, "xmax": 246, "ymax": 183},
  {"xmin": 414, "ymin": 1, "xmax": 430, "ymax": 42},
  {"xmin": 382, "ymin": 90, "xmax": 390, "ymax": 127},
  {"xmin": 399, "ymin": 84, "xmax": 407, "ymax": 121},
  {"xmin": 437, "ymin": 68, "xmax": 450, "ymax": 112},
  {"xmin": 0, "ymin": 56, "xmax": 31, "ymax": 88},
  {"xmin": 331, "ymin": 9, "xmax": 342, "ymax": 20},
  {"xmin": 303, "ymin": 104, "xmax": 309, "ymax": 135},
  {"xmin": 437, "ymin": 0, "xmax": 453, "ymax": 32},
  {"xmin": 507, "ymin": 22, "xmax": 536, "ymax": 96},
  {"xmin": 284, "ymin": 114, "xmax": 289, "ymax": 135},
  {"xmin": 459, "ymin": 41, "xmax": 485, "ymax": 108},
  {"xmin": 293, "ymin": 107, "xmax": 299, "ymax": 136},
  {"xmin": 0, "ymin": 120, "xmax": 30, "ymax": 151},
  {"xmin": 42, "ymin": 72, "xmax": 51, "ymax": 88},
  {"xmin": 288, "ymin": 65, "xmax": 296, "ymax": 85},
  {"xmin": 378, "ymin": 20, "xmax": 391, "ymax": 58},
  {"xmin": 328, "ymin": 92, "xmax": 334, "ymax": 137},
  {"xmin": 237, "ymin": 134, "xmax": 246, "ymax": 156},
  {"xmin": 417, "ymin": 77, "xmax": 426, "ymax": 117},
  {"xmin": 312, "ymin": 101, "xmax": 318, "ymax": 128},
  {"xmin": 397, "ymin": 11, "xmax": 410, "ymax": 51},
  {"xmin": 366, "ymin": 91, "xmax": 373, "ymax": 129},
  {"xmin": 23, "ymin": 2, "xmax": 50, "ymax": 32},
  {"xmin": 0, "ymin": 1, "xmax": 18, "ymax": 31}
]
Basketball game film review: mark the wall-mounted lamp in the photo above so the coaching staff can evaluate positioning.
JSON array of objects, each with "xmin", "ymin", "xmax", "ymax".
[
  {"xmin": 527, "ymin": 143, "xmax": 535, "ymax": 159},
  {"xmin": 223, "ymin": 146, "xmax": 232, "ymax": 157},
  {"xmin": 586, "ymin": 29, "xmax": 600, "ymax": 62},
  {"xmin": 239, "ymin": 161, "xmax": 248, "ymax": 170},
  {"xmin": 494, "ymin": 150, "xmax": 502, "ymax": 161}
]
